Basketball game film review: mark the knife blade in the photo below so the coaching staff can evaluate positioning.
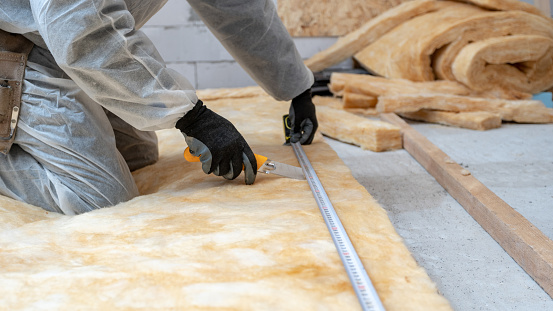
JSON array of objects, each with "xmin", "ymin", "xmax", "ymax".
[{"xmin": 184, "ymin": 147, "xmax": 305, "ymax": 180}]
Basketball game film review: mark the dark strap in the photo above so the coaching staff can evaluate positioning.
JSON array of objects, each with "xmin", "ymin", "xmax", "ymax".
[{"xmin": 0, "ymin": 29, "xmax": 33, "ymax": 154}]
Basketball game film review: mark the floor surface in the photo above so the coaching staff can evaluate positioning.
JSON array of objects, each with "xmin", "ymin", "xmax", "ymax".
[{"xmin": 325, "ymin": 121, "xmax": 553, "ymax": 310}]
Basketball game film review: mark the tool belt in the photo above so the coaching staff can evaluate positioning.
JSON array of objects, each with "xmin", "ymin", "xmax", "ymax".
[{"xmin": 0, "ymin": 29, "xmax": 33, "ymax": 154}]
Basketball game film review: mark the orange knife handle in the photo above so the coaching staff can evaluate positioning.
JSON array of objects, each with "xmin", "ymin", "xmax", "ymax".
[
  {"xmin": 184, "ymin": 147, "xmax": 267, "ymax": 171},
  {"xmin": 254, "ymin": 154, "xmax": 268, "ymax": 171},
  {"xmin": 183, "ymin": 147, "xmax": 201, "ymax": 163}
]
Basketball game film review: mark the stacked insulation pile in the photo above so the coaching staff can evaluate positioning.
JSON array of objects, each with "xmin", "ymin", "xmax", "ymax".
[{"xmin": 306, "ymin": 0, "xmax": 553, "ymax": 133}]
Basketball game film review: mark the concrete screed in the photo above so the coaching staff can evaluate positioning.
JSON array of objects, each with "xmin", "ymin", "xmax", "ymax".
[{"xmin": 325, "ymin": 121, "xmax": 553, "ymax": 311}]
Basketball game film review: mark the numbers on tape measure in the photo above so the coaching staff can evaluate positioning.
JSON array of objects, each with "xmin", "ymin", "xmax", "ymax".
[{"xmin": 291, "ymin": 142, "xmax": 385, "ymax": 311}]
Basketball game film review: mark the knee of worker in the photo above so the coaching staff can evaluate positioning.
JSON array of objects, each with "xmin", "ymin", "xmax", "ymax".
[
  {"xmin": 49, "ymin": 173, "xmax": 140, "ymax": 215},
  {"xmin": 108, "ymin": 110, "xmax": 160, "ymax": 171},
  {"xmin": 118, "ymin": 132, "xmax": 159, "ymax": 171}
]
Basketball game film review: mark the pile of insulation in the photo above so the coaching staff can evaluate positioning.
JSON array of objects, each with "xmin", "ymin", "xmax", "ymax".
[{"xmin": 306, "ymin": 0, "xmax": 553, "ymax": 134}]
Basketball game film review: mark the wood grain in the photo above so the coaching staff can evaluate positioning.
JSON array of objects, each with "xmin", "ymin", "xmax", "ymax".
[
  {"xmin": 277, "ymin": 0, "xmax": 411, "ymax": 37},
  {"xmin": 380, "ymin": 112, "xmax": 553, "ymax": 299}
]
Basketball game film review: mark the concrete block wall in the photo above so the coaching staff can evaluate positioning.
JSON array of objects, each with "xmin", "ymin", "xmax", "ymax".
[
  {"xmin": 141, "ymin": 0, "xmax": 551, "ymax": 90},
  {"xmin": 140, "ymin": 0, "xmax": 346, "ymax": 90}
]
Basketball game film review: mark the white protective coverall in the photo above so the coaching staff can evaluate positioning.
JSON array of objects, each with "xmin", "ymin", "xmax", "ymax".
[{"xmin": 0, "ymin": 0, "xmax": 314, "ymax": 215}]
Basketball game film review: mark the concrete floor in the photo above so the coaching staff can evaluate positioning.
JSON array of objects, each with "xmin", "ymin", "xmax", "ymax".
[{"xmin": 325, "ymin": 121, "xmax": 553, "ymax": 310}]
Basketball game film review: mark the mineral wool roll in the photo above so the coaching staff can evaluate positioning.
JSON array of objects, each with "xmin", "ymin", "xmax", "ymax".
[
  {"xmin": 354, "ymin": 1, "xmax": 485, "ymax": 81},
  {"xmin": 452, "ymin": 35, "xmax": 553, "ymax": 95},
  {"xmin": 355, "ymin": 1, "xmax": 553, "ymax": 97},
  {"xmin": 303, "ymin": 0, "xmax": 439, "ymax": 72},
  {"xmin": 431, "ymin": 10, "xmax": 553, "ymax": 88},
  {"xmin": 460, "ymin": 0, "xmax": 549, "ymax": 17}
]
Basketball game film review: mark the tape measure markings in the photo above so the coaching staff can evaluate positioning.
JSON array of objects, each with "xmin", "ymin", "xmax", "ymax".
[{"xmin": 291, "ymin": 142, "xmax": 385, "ymax": 311}]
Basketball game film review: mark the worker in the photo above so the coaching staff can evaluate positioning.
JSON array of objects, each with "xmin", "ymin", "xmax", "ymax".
[{"xmin": 0, "ymin": 0, "xmax": 318, "ymax": 215}]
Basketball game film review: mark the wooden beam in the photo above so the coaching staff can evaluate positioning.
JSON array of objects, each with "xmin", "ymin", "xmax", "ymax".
[{"xmin": 380, "ymin": 112, "xmax": 553, "ymax": 298}]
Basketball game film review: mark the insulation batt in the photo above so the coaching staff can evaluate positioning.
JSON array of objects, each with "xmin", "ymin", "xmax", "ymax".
[
  {"xmin": 354, "ymin": 0, "xmax": 553, "ymax": 97},
  {"xmin": 0, "ymin": 91, "xmax": 451, "ymax": 310}
]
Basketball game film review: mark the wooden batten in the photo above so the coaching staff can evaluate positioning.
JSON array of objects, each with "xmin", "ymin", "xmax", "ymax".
[{"xmin": 380, "ymin": 112, "xmax": 553, "ymax": 299}]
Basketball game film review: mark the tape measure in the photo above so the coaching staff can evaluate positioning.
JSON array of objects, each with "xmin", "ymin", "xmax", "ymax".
[{"xmin": 291, "ymin": 141, "xmax": 385, "ymax": 311}]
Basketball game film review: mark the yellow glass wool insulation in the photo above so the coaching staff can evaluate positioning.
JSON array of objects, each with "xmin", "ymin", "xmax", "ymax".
[
  {"xmin": 355, "ymin": 1, "xmax": 553, "ymax": 96},
  {"xmin": 304, "ymin": 0, "xmax": 439, "ymax": 72},
  {"xmin": 0, "ymin": 92, "xmax": 450, "ymax": 310},
  {"xmin": 317, "ymin": 105, "xmax": 402, "ymax": 151},
  {"xmin": 399, "ymin": 109, "xmax": 502, "ymax": 130},
  {"xmin": 377, "ymin": 93, "xmax": 553, "ymax": 123}
]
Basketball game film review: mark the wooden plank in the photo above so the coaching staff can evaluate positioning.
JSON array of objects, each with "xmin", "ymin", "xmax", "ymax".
[
  {"xmin": 534, "ymin": 0, "xmax": 552, "ymax": 17},
  {"xmin": 380, "ymin": 112, "xmax": 553, "ymax": 298},
  {"xmin": 277, "ymin": 0, "xmax": 412, "ymax": 37}
]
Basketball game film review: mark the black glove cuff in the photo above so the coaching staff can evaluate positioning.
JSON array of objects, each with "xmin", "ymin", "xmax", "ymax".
[
  {"xmin": 292, "ymin": 89, "xmax": 312, "ymax": 106},
  {"xmin": 175, "ymin": 99, "xmax": 206, "ymax": 133}
]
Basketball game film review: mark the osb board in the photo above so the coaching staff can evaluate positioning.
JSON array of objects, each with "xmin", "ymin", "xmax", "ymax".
[
  {"xmin": 278, "ymin": 0, "xmax": 412, "ymax": 37},
  {"xmin": 0, "ymin": 92, "xmax": 451, "ymax": 310}
]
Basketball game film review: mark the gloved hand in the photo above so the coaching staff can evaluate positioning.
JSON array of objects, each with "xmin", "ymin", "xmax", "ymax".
[
  {"xmin": 175, "ymin": 100, "xmax": 257, "ymax": 185},
  {"xmin": 289, "ymin": 89, "xmax": 318, "ymax": 144}
]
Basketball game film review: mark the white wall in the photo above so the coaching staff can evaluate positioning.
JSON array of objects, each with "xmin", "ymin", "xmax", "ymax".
[
  {"xmin": 141, "ymin": 0, "xmax": 344, "ymax": 90},
  {"xmin": 141, "ymin": 0, "xmax": 552, "ymax": 90}
]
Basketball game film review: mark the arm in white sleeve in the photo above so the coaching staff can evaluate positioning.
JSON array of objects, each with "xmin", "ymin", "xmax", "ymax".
[
  {"xmin": 186, "ymin": 0, "xmax": 314, "ymax": 101},
  {"xmin": 29, "ymin": 0, "xmax": 197, "ymax": 131}
]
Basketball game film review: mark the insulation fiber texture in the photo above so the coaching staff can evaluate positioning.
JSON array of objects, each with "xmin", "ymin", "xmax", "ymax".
[
  {"xmin": 354, "ymin": 0, "xmax": 553, "ymax": 97},
  {"xmin": 0, "ymin": 91, "xmax": 450, "ymax": 310}
]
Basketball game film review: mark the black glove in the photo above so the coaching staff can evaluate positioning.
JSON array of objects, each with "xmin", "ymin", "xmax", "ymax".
[
  {"xmin": 176, "ymin": 100, "xmax": 257, "ymax": 185},
  {"xmin": 289, "ymin": 89, "xmax": 318, "ymax": 144}
]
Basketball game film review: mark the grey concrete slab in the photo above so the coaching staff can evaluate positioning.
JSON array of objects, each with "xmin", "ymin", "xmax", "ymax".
[
  {"xmin": 324, "ymin": 121, "xmax": 553, "ymax": 310},
  {"xmin": 412, "ymin": 122, "xmax": 553, "ymax": 240}
]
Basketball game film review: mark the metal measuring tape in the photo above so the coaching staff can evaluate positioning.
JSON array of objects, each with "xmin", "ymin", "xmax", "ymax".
[{"xmin": 291, "ymin": 141, "xmax": 385, "ymax": 311}]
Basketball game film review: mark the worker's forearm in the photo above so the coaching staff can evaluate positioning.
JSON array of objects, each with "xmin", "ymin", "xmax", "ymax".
[{"xmin": 187, "ymin": 0, "xmax": 314, "ymax": 101}]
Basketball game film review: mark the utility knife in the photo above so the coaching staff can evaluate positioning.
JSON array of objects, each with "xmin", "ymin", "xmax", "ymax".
[{"xmin": 184, "ymin": 147, "xmax": 305, "ymax": 180}]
